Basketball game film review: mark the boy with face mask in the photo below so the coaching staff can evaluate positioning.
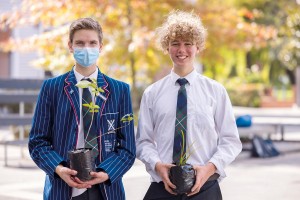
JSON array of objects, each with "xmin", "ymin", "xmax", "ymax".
[{"xmin": 29, "ymin": 18, "xmax": 136, "ymax": 200}]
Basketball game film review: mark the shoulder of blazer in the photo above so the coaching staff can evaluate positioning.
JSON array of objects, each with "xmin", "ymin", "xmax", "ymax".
[
  {"xmin": 43, "ymin": 72, "xmax": 70, "ymax": 88},
  {"xmin": 39, "ymin": 72, "xmax": 70, "ymax": 101},
  {"xmin": 102, "ymin": 74, "xmax": 130, "ymax": 90}
]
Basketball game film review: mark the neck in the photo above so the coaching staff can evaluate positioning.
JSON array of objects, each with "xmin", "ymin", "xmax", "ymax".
[
  {"xmin": 173, "ymin": 66, "xmax": 194, "ymax": 77},
  {"xmin": 75, "ymin": 64, "xmax": 97, "ymax": 77}
]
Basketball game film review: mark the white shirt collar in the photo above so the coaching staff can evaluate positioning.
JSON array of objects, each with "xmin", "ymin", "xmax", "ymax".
[
  {"xmin": 73, "ymin": 66, "xmax": 98, "ymax": 83},
  {"xmin": 170, "ymin": 68, "xmax": 197, "ymax": 86}
]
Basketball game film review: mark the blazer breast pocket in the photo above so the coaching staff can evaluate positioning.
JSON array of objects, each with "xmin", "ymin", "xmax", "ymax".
[{"xmin": 101, "ymin": 113, "xmax": 119, "ymax": 153}]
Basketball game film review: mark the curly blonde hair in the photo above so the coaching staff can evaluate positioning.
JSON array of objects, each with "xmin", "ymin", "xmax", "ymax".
[{"xmin": 156, "ymin": 10, "xmax": 207, "ymax": 53}]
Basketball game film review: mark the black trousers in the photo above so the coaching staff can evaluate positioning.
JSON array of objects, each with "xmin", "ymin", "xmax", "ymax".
[
  {"xmin": 72, "ymin": 185, "xmax": 104, "ymax": 200},
  {"xmin": 144, "ymin": 180, "xmax": 222, "ymax": 200}
]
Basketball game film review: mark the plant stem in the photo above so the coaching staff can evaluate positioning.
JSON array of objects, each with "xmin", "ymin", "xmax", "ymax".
[
  {"xmin": 84, "ymin": 96, "xmax": 96, "ymax": 143},
  {"xmin": 86, "ymin": 122, "xmax": 131, "ymax": 144}
]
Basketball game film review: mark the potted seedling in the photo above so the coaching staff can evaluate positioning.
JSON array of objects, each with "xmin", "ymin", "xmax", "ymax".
[
  {"xmin": 68, "ymin": 78, "xmax": 133, "ymax": 181},
  {"xmin": 169, "ymin": 130, "xmax": 196, "ymax": 194}
]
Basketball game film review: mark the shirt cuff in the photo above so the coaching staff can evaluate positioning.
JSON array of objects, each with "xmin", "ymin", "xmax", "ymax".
[
  {"xmin": 149, "ymin": 156, "xmax": 161, "ymax": 172},
  {"xmin": 208, "ymin": 158, "xmax": 226, "ymax": 178}
]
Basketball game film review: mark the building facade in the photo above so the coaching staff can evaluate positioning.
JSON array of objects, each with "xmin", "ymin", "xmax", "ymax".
[{"xmin": 0, "ymin": 0, "xmax": 44, "ymax": 79}]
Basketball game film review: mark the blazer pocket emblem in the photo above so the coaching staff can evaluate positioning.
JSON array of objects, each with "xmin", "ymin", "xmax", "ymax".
[{"xmin": 107, "ymin": 119, "xmax": 115, "ymax": 133}]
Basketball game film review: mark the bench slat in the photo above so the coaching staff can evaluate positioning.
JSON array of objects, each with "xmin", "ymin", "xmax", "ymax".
[
  {"xmin": 0, "ymin": 79, "xmax": 43, "ymax": 89},
  {"xmin": 0, "ymin": 94, "xmax": 39, "ymax": 103},
  {"xmin": 0, "ymin": 115, "xmax": 33, "ymax": 126}
]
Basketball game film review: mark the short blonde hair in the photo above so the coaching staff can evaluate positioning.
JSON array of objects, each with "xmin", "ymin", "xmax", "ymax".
[
  {"xmin": 69, "ymin": 18, "xmax": 103, "ymax": 43},
  {"xmin": 156, "ymin": 10, "xmax": 207, "ymax": 52}
]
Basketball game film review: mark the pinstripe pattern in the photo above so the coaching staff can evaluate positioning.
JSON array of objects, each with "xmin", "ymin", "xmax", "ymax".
[{"xmin": 29, "ymin": 68, "xmax": 136, "ymax": 200}]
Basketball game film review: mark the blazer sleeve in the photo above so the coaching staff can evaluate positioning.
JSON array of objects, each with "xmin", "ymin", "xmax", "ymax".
[
  {"xmin": 28, "ymin": 80, "xmax": 65, "ymax": 179},
  {"xmin": 97, "ymin": 83, "xmax": 136, "ymax": 184}
]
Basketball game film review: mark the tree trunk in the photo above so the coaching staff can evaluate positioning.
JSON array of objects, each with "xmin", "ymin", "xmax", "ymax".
[
  {"xmin": 126, "ymin": 0, "xmax": 139, "ymax": 113},
  {"xmin": 285, "ymin": 68, "xmax": 296, "ymax": 85}
]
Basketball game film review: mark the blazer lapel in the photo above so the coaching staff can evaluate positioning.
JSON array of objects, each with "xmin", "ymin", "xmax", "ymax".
[
  {"xmin": 64, "ymin": 70, "xmax": 80, "ymax": 126},
  {"xmin": 96, "ymin": 70, "xmax": 110, "ymax": 119}
]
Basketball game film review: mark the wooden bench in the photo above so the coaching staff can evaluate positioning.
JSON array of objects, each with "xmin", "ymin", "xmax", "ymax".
[{"xmin": 0, "ymin": 79, "xmax": 44, "ymax": 166}]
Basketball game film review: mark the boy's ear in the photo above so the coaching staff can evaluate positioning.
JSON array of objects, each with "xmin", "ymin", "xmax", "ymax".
[
  {"xmin": 68, "ymin": 41, "xmax": 73, "ymax": 53},
  {"xmin": 164, "ymin": 48, "xmax": 169, "ymax": 55},
  {"xmin": 99, "ymin": 43, "xmax": 103, "ymax": 52},
  {"xmin": 196, "ymin": 45, "xmax": 200, "ymax": 53}
]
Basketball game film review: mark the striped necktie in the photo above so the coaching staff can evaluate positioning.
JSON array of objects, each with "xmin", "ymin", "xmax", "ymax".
[
  {"xmin": 173, "ymin": 78, "xmax": 188, "ymax": 165},
  {"xmin": 82, "ymin": 78, "xmax": 99, "ymax": 158}
]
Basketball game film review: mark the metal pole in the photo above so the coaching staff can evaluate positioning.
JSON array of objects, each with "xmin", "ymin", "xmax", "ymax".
[
  {"xmin": 280, "ymin": 125, "xmax": 284, "ymax": 141},
  {"xmin": 296, "ymin": 67, "xmax": 300, "ymax": 107},
  {"xmin": 19, "ymin": 101, "xmax": 25, "ymax": 140},
  {"xmin": 4, "ymin": 142, "xmax": 8, "ymax": 167}
]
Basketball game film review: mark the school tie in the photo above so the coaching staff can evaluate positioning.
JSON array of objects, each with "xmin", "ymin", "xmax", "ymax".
[
  {"xmin": 173, "ymin": 78, "xmax": 188, "ymax": 165},
  {"xmin": 82, "ymin": 78, "xmax": 99, "ymax": 158}
]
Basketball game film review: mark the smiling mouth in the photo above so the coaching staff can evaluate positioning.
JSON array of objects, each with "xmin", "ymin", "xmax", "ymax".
[{"xmin": 177, "ymin": 55, "xmax": 188, "ymax": 60}]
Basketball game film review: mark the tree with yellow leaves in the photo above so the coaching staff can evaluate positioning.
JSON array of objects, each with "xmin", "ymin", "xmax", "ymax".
[{"xmin": 0, "ymin": 0, "xmax": 276, "ymax": 110}]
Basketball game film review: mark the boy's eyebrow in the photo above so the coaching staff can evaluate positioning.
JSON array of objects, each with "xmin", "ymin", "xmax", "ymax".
[
  {"xmin": 73, "ymin": 39, "xmax": 98, "ymax": 42},
  {"xmin": 74, "ymin": 40, "xmax": 84, "ymax": 43},
  {"xmin": 170, "ymin": 39, "xmax": 193, "ymax": 43}
]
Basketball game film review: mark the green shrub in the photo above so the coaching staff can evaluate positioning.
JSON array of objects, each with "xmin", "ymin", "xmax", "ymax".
[{"xmin": 226, "ymin": 84, "xmax": 263, "ymax": 107}]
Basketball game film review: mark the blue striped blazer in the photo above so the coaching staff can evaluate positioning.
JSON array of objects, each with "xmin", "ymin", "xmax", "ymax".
[{"xmin": 29, "ymin": 69, "xmax": 136, "ymax": 200}]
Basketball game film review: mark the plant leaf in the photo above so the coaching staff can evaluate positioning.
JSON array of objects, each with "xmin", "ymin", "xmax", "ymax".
[
  {"xmin": 97, "ymin": 87, "xmax": 104, "ymax": 93},
  {"xmin": 82, "ymin": 103, "xmax": 91, "ymax": 107},
  {"xmin": 91, "ymin": 78, "xmax": 97, "ymax": 84},
  {"xmin": 179, "ymin": 130, "xmax": 186, "ymax": 166},
  {"xmin": 76, "ymin": 80, "xmax": 90, "ymax": 88},
  {"xmin": 121, "ymin": 114, "xmax": 134, "ymax": 123},
  {"xmin": 91, "ymin": 104, "xmax": 100, "ymax": 109},
  {"xmin": 89, "ymin": 82, "xmax": 98, "ymax": 89}
]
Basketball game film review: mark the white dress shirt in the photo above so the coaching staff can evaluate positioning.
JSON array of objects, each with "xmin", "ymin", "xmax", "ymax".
[
  {"xmin": 136, "ymin": 69, "xmax": 242, "ymax": 183},
  {"xmin": 72, "ymin": 66, "xmax": 98, "ymax": 197}
]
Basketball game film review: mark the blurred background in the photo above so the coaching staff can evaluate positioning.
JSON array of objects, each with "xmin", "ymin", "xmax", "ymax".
[
  {"xmin": 1, "ymin": 0, "xmax": 300, "ymax": 110},
  {"xmin": 0, "ymin": 0, "xmax": 300, "ymax": 200}
]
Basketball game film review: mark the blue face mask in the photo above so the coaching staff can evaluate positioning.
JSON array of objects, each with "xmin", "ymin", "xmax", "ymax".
[{"xmin": 73, "ymin": 47, "xmax": 100, "ymax": 67}]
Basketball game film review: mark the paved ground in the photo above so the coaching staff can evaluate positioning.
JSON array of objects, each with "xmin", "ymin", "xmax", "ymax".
[
  {"xmin": 0, "ymin": 136, "xmax": 299, "ymax": 200},
  {"xmin": 1, "ymin": 106, "xmax": 300, "ymax": 200}
]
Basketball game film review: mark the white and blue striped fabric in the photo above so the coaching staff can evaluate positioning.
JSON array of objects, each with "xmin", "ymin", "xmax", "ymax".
[{"xmin": 29, "ymin": 69, "xmax": 136, "ymax": 200}]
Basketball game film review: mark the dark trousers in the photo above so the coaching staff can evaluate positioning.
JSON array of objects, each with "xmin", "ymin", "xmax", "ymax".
[
  {"xmin": 72, "ymin": 185, "xmax": 104, "ymax": 200},
  {"xmin": 144, "ymin": 180, "xmax": 222, "ymax": 200}
]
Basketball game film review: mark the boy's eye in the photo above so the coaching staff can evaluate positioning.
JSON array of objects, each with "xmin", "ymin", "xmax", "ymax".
[
  {"xmin": 75, "ymin": 41, "xmax": 84, "ymax": 46},
  {"xmin": 171, "ymin": 43, "xmax": 179, "ymax": 46}
]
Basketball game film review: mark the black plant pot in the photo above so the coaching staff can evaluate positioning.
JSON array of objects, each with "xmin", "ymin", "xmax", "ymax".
[
  {"xmin": 169, "ymin": 164, "xmax": 195, "ymax": 194},
  {"xmin": 68, "ymin": 148, "xmax": 95, "ymax": 181}
]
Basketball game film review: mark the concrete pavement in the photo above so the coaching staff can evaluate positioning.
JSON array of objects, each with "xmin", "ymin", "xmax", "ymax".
[{"xmin": 0, "ymin": 137, "xmax": 300, "ymax": 200}]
